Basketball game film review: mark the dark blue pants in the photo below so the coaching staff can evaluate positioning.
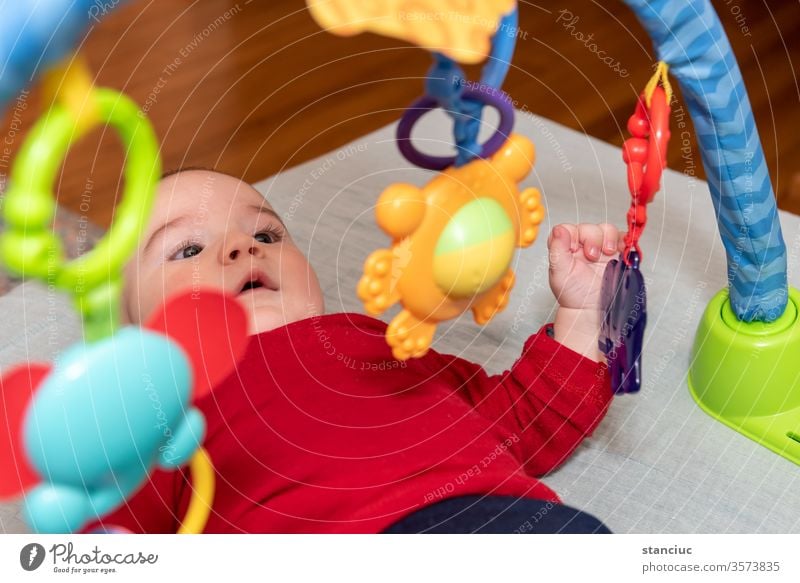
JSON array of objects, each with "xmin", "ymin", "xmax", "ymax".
[{"xmin": 383, "ymin": 496, "xmax": 611, "ymax": 534}]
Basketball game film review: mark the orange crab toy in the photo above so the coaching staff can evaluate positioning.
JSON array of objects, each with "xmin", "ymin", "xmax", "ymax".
[{"xmin": 357, "ymin": 134, "xmax": 544, "ymax": 360}]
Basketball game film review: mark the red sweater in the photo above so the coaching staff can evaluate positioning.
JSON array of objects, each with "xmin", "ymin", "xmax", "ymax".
[{"xmin": 97, "ymin": 313, "xmax": 612, "ymax": 533}]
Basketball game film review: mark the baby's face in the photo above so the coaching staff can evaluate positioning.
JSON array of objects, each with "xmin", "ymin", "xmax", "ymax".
[{"xmin": 123, "ymin": 170, "xmax": 324, "ymax": 334}]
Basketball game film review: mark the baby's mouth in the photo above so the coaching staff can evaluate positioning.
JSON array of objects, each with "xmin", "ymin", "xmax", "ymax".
[
  {"xmin": 237, "ymin": 271, "xmax": 278, "ymax": 296},
  {"xmin": 240, "ymin": 280, "xmax": 265, "ymax": 293}
]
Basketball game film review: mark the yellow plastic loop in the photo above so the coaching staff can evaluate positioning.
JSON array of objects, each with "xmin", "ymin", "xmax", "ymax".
[
  {"xmin": 177, "ymin": 448, "xmax": 215, "ymax": 534},
  {"xmin": 644, "ymin": 61, "xmax": 672, "ymax": 108},
  {"xmin": 44, "ymin": 56, "xmax": 100, "ymax": 136}
]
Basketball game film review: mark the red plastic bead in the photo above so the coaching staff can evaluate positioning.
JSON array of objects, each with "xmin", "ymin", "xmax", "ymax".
[
  {"xmin": 627, "ymin": 112, "xmax": 649, "ymax": 138},
  {"xmin": 620, "ymin": 86, "xmax": 671, "ymax": 256},
  {"xmin": 622, "ymin": 137, "xmax": 648, "ymax": 164}
]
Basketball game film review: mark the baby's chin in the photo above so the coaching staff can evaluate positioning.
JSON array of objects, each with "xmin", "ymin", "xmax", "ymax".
[{"xmin": 245, "ymin": 302, "xmax": 318, "ymax": 336}]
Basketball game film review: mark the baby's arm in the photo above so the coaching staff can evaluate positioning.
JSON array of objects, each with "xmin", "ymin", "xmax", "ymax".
[
  {"xmin": 422, "ymin": 223, "xmax": 621, "ymax": 476},
  {"xmin": 422, "ymin": 326, "xmax": 611, "ymax": 477}
]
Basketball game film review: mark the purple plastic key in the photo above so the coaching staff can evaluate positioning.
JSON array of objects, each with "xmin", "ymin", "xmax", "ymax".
[{"xmin": 599, "ymin": 250, "xmax": 647, "ymax": 394}]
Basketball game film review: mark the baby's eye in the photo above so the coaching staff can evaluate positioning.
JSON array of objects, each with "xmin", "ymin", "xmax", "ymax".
[
  {"xmin": 254, "ymin": 228, "xmax": 282, "ymax": 244},
  {"xmin": 170, "ymin": 242, "xmax": 203, "ymax": 260}
]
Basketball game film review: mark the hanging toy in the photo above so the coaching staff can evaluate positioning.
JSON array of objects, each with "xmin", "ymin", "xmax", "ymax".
[
  {"xmin": 359, "ymin": 133, "xmax": 543, "ymax": 360},
  {"xmin": 0, "ymin": 290, "xmax": 248, "ymax": 534},
  {"xmin": 0, "ymin": 58, "xmax": 249, "ymax": 533},
  {"xmin": 599, "ymin": 64, "xmax": 671, "ymax": 394},
  {"xmin": 306, "ymin": 0, "xmax": 515, "ymax": 65},
  {"xmin": 354, "ymin": 6, "xmax": 544, "ymax": 360}
]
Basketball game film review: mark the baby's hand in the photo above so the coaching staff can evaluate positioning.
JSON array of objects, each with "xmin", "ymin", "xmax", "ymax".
[{"xmin": 547, "ymin": 223, "xmax": 625, "ymax": 311}]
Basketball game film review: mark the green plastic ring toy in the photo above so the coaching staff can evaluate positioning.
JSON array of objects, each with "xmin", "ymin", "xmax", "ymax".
[{"xmin": 0, "ymin": 88, "xmax": 161, "ymax": 340}]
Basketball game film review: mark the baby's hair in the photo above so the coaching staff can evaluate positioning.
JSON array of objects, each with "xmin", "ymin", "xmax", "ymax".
[
  {"xmin": 161, "ymin": 165, "xmax": 216, "ymax": 179},
  {"xmin": 161, "ymin": 166, "xmax": 253, "ymax": 183},
  {"xmin": 157, "ymin": 166, "xmax": 283, "ymax": 226}
]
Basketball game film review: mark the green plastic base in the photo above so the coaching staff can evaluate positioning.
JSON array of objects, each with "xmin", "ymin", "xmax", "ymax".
[{"xmin": 688, "ymin": 287, "xmax": 800, "ymax": 466}]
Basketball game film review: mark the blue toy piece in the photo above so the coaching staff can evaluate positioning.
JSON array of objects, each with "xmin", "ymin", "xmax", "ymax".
[
  {"xmin": 21, "ymin": 327, "xmax": 201, "ymax": 534},
  {"xmin": 0, "ymin": 0, "xmax": 128, "ymax": 106},
  {"xmin": 623, "ymin": 0, "xmax": 787, "ymax": 323},
  {"xmin": 398, "ymin": 6, "xmax": 519, "ymax": 169}
]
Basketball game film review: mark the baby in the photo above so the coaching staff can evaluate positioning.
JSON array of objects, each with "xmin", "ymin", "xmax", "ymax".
[{"xmin": 102, "ymin": 168, "xmax": 622, "ymax": 534}]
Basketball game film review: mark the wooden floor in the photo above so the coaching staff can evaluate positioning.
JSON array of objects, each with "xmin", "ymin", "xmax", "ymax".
[{"xmin": 1, "ymin": 0, "xmax": 799, "ymax": 227}]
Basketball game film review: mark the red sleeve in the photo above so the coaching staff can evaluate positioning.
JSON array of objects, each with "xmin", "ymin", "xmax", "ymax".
[
  {"xmin": 421, "ymin": 324, "xmax": 612, "ymax": 477},
  {"xmin": 83, "ymin": 467, "xmax": 188, "ymax": 534}
]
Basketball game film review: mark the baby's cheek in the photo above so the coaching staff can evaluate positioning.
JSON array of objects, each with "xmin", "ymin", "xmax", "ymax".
[
  {"xmin": 161, "ymin": 265, "xmax": 200, "ymax": 296},
  {"xmin": 280, "ymin": 251, "xmax": 318, "ymax": 299}
]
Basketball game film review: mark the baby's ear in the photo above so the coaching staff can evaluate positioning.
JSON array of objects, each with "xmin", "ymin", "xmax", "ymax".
[
  {"xmin": 118, "ymin": 299, "xmax": 133, "ymax": 327},
  {"xmin": 118, "ymin": 258, "xmax": 137, "ymax": 327}
]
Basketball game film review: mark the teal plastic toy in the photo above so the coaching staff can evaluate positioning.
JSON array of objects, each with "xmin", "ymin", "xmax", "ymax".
[
  {"xmin": 0, "ymin": 65, "xmax": 249, "ymax": 533},
  {"xmin": 22, "ymin": 327, "xmax": 198, "ymax": 533}
]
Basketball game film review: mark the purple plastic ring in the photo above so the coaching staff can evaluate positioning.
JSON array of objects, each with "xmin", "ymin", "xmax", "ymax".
[{"xmin": 396, "ymin": 86, "xmax": 515, "ymax": 170}]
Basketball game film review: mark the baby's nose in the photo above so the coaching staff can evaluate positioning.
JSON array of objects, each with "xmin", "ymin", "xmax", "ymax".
[
  {"xmin": 225, "ymin": 237, "xmax": 264, "ymax": 262},
  {"xmin": 228, "ymin": 246, "xmax": 258, "ymax": 261}
]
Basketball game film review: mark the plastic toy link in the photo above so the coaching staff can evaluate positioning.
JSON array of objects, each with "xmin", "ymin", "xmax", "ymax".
[
  {"xmin": 354, "ymin": 5, "xmax": 544, "ymax": 360},
  {"xmin": 358, "ymin": 134, "xmax": 543, "ymax": 360},
  {"xmin": 0, "ymin": 59, "xmax": 249, "ymax": 533},
  {"xmin": 1, "ymin": 59, "xmax": 159, "ymax": 341},
  {"xmin": 620, "ymin": 64, "xmax": 672, "ymax": 263},
  {"xmin": 600, "ymin": 63, "xmax": 671, "ymax": 394}
]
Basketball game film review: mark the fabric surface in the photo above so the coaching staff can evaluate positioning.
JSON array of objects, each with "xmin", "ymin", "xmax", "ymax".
[
  {"xmin": 2, "ymin": 109, "xmax": 800, "ymax": 533},
  {"xmin": 94, "ymin": 315, "xmax": 610, "ymax": 533}
]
